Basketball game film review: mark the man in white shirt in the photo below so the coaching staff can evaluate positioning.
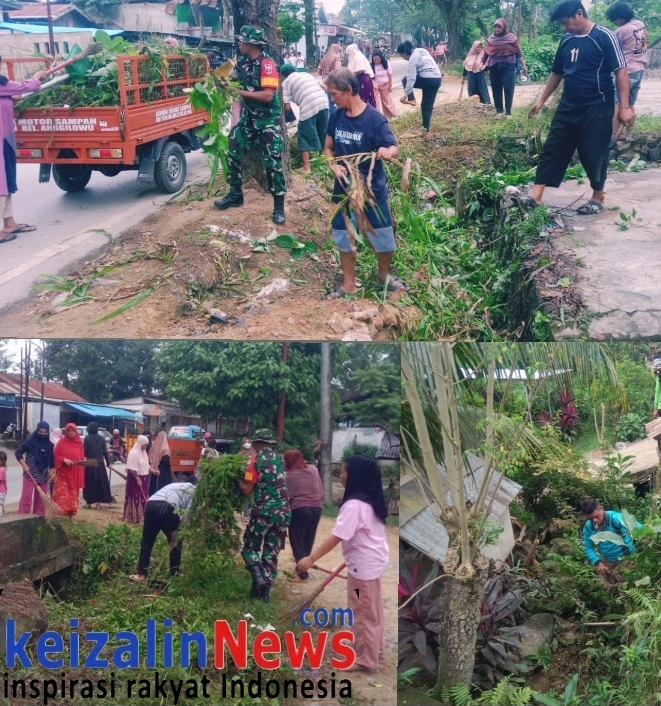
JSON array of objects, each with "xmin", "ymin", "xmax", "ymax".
[
  {"xmin": 281, "ymin": 63, "xmax": 330, "ymax": 172},
  {"xmin": 129, "ymin": 481, "xmax": 197, "ymax": 582}
]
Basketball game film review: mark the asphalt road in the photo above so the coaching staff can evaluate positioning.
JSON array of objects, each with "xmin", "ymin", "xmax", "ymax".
[
  {"xmin": 0, "ymin": 151, "xmax": 209, "ymax": 315},
  {"xmin": 4, "ymin": 456, "xmax": 127, "ymax": 507}
]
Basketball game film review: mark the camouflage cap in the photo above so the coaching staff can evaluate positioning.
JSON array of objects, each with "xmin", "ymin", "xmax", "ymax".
[
  {"xmin": 236, "ymin": 25, "xmax": 268, "ymax": 45},
  {"xmin": 252, "ymin": 428, "xmax": 278, "ymax": 444}
]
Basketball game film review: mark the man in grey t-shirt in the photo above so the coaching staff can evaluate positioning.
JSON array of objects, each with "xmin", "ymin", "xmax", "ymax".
[{"xmin": 129, "ymin": 481, "xmax": 197, "ymax": 582}]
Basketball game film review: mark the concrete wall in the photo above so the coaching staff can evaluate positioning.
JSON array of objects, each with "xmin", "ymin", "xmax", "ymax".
[
  {"xmin": 27, "ymin": 401, "xmax": 60, "ymax": 432},
  {"xmin": 0, "ymin": 30, "xmax": 95, "ymax": 59},
  {"xmin": 113, "ymin": 4, "xmax": 179, "ymax": 34},
  {"xmin": 332, "ymin": 427, "xmax": 385, "ymax": 463}
]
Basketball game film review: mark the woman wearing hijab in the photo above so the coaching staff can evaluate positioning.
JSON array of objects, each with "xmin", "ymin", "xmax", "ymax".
[
  {"xmin": 48, "ymin": 428, "xmax": 63, "ymax": 497},
  {"xmin": 345, "ymin": 43, "xmax": 377, "ymax": 108},
  {"xmin": 284, "ymin": 450, "xmax": 324, "ymax": 581},
  {"xmin": 148, "ymin": 431, "xmax": 173, "ymax": 496},
  {"xmin": 15, "ymin": 421, "xmax": 55, "ymax": 515},
  {"xmin": 371, "ymin": 50, "xmax": 398, "ymax": 120},
  {"xmin": 463, "ymin": 41, "xmax": 491, "ymax": 105},
  {"xmin": 481, "ymin": 18, "xmax": 528, "ymax": 118},
  {"xmin": 319, "ymin": 43, "xmax": 343, "ymax": 115},
  {"xmin": 124, "ymin": 435, "xmax": 153, "ymax": 524},
  {"xmin": 0, "ymin": 58, "xmax": 48, "ymax": 243},
  {"xmin": 53, "ymin": 423, "xmax": 85, "ymax": 517},
  {"xmin": 297, "ymin": 456, "xmax": 389, "ymax": 673},
  {"xmin": 83, "ymin": 421, "xmax": 113, "ymax": 509}
]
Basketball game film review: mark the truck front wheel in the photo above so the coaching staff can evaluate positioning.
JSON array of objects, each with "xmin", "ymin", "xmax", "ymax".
[
  {"xmin": 52, "ymin": 164, "xmax": 93, "ymax": 192},
  {"xmin": 154, "ymin": 141, "xmax": 187, "ymax": 193}
]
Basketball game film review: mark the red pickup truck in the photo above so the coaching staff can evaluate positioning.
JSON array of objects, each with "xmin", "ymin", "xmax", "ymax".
[{"xmin": 8, "ymin": 54, "xmax": 210, "ymax": 193}]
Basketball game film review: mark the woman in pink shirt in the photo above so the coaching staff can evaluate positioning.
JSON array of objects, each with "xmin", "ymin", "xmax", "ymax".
[
  {"xmin": 297, "ymin": 455, "xmax": 389, "ymax": 673},
  {"xmin": 371, "ymin": 50, "xmax": 398, "ymax": 120},
  {"xmin": 0, "ymin": 58, "xmax": 47, "ymax": 242}
]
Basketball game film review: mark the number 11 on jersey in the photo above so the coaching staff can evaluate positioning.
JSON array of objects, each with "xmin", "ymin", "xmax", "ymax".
[{"xmin": 570, "ymin": 47, "xmax": 580, "ymax": 62}]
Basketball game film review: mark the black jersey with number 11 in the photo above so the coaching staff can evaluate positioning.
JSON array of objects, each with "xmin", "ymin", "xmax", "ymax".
[{"xmin": 552, "ymin": 24, "xmax": 626, "ymax": 108}]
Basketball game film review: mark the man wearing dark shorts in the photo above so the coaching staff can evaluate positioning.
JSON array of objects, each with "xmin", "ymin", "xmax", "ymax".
[
  {"xmin": 525, "ymin": 0, "xmax": 635, "ymax": 214},
  {"xmin": 281, "ymin": 64, "xmax": 329, "ymax": 173},
  {"xmin": 323, "ymin": 68, "xmax": 405, "ymax": 300}
]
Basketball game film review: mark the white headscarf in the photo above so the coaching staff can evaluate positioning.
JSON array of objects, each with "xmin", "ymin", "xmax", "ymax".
[
  {"xmin": 50, "ymin": 428, "xmax": 63, "ymax": 446},
  {"xmin": 126, "ymin": 434, "xmax": 151, "ymax": 476},
  {"xmin": 345, "ymin": 43, "xmax": 374, "ymax": 78}
]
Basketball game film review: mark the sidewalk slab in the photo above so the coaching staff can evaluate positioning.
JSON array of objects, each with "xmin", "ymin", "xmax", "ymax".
[{"xmin": 545, "ymin": 168, "xmax": 661, "ymax": 339}]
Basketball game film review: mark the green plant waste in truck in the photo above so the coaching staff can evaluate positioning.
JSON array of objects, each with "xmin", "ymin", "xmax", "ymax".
[{"xmin": 9, "ymin": 45, "xmax": 211, "ymax": 194}]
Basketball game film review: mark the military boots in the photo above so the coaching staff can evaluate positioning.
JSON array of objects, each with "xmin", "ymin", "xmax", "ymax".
[
  {"xmin": 215, "ymin": 190, "xmax": 244, "ymax": 210},
  {"xmin": 273, "ymin": 195, "xmax": 286, "ymax": 225}
]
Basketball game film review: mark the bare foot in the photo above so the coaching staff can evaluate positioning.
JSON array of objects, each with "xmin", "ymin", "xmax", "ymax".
[
  {"xmin": 298, "ymin": 167, "xmax": 312, "ymax": 174},
  {"xmin": 129, "ymin": 574, "xmax": 146, "ymax": 582},
  {"xmin": 343, "ymin": 664, "xmax": 377, "ymax": 674}
]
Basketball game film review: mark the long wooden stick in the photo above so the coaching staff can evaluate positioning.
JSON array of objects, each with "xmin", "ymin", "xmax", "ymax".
[{"xmin": 458, "ymin": 76, "xmax": 465, "ymax": 101}]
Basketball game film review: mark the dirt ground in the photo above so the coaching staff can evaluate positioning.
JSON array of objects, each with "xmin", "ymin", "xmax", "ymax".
[
  {"xmin": 5, "ymin": 489, "xmax": 398, "ymax": 706},
  {"xmin": 0, "ymin": 171, "xmax": 412, "ymax": 341}
]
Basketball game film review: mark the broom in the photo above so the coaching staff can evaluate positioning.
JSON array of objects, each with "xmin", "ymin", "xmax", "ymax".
[
  {"xmin": 23, "ymin": 466, "xmax": 66, "ymax": 518},
  {"xmin": 42, "ymin": 43, "xmax": 103, "ymax": 78},
  {"xmin": 283, "ymin": 562, "xmax": 347, "ymax": 623},
  {"xmin": 313, "ymin": 564, "xmax": 348, "ymax": 580}
]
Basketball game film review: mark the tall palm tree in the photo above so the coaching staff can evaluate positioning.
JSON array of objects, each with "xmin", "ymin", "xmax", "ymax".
[{"xmin": 401, "ymin": 343, "xmax": 626, "ymax": 693}]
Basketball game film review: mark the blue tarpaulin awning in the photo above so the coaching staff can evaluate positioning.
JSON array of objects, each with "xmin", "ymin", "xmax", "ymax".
[
  {"xmin": 64, "ymin": 402, "xmax": 143, "ymax": 421},
  {"xmin": 0, "ymin": 23, "xmax": 124, "ymax": 35}
]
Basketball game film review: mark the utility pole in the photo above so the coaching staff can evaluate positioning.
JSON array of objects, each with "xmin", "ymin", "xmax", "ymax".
[
  {"xmin": 39, "ymin": 349, "xmax": 46, "ymax": 422},
  {"xmin": 320, "ymin": 343, "xmax": 333, "ymax": 504},
  {"xmin": 23, "ymin": 341, "xmax": 32, "ymax": 437},
  {"xmin": 277, "ymin": 342, "xmax": 289, "ymax": 443},
  {"xmin": 45, "ymin": 0, "xmax": 56, "ymax": 58}
]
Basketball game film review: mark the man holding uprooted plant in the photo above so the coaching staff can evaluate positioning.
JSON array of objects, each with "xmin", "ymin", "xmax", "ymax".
[
  {"xmin": 581, "ymin": 498, "xmax": 639, "ymax": 576},
  {"xmin": 322, "ymin": 68, "xmax": 406, "ymax": 300}
]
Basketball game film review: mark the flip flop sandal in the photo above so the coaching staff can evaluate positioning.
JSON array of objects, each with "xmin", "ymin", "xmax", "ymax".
[
  {"xmin": 380, "ymin": 276, "xmax": 409, "ymax": 292},
  {"xmin": 11, "ymin": 224, "xmax": 36, "ymax": 233},
  {"xmin": 576, "ymin": 200, "xmax": 605, "ymax": 215},
  {"xmin": 515, "ymin": 195, "xmax": 542, "ymax": 209},
  {"xmin": 323, "ymin": 285, "xmax": 357, "ymax": 300},
  {"xmin": 0, "ymin": 232, "xmax": 17, "ymax": 244}
]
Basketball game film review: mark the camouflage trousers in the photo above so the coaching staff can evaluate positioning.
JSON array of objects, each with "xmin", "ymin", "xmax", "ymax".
[
  {"xmin": 241, "ymin": 513, "xmax": 289, "ymax": 585},
  {"xmin": 227, "ymin": 112, "xmax": 287, "ymax": 196}
]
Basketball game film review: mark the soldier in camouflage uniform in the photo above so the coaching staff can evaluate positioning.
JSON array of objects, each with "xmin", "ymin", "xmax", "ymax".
[
  {"xmin": 238, "ymin": 428, "xmax": 291, "ymax": 602},
  {"xmin": 215, "ymin": 26, "xmax": 287, "ymax": 225}
]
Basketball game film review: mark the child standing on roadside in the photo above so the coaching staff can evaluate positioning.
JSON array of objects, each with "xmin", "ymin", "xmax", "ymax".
[
  {"xmin": 0, "ymin": 450, "xmax": 7, "ymax": 516},
  {"xmin": 296, "ymin": 455, "xmax": 389, "ymax": 673}
]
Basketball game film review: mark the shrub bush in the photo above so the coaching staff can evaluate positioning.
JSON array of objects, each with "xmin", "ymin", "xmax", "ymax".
[
  {"xmin": 342, "ymin": 443, "xmax": 379, "ymax": 460},
  {"xmin": 520, "ymin": 39, "xmax": 558, "ymax": 81},
  {"xmin": 616, "ymin": 412, "xmax": 646, "ymax": 442}
]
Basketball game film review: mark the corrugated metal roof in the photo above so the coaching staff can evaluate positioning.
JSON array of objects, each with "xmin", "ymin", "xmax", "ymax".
[
  {"xmin": 0, "ymin": 373, "xmax": 87, "ymax": 402},
  {"xmin": 378, "ymin": 432, "xmax": 400, "ymax": 460},
  {"xmin": 9, "ymin": 4, "xmax": 77, "ymax": 19},
  {"xmin": 400, "ymin": 454, "xmax": 521, "ymax": 562}
]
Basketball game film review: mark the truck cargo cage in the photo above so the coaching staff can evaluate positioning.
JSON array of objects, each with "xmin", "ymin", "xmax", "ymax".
[
  {"xmin": 3, "ymin": 57, "xmax": 53, "ymax": 82},
  {"xmin": 119, "ymin": 54, "xmax": 208, "ymax": 106}
]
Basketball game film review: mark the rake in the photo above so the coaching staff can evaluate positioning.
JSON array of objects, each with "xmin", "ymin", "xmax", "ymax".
[
  {"xmin": 282, "ymin": 562, "xmax": 347, "ymax": 623},
  {"xmin": 24, "ymin": 467, "xmax": 66, "ymax": 518}
]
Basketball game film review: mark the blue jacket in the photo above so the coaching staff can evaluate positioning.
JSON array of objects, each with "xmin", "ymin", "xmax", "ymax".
[{"xmin": 583, "ymin": 510, "xmax": 638, "ymax": 565}]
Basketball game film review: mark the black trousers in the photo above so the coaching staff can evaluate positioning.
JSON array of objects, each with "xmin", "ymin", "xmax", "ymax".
[
  {"xmin": 137, "ymin": 500, "xmax": 182, "ymax": 576},
  {"xmin": 489, "ymin": 62, "xmax": 515, "ymax": 114},
  {"xmin": 535, "ymin": 101, "xmax": 614, "ymax": 191},
  {"xmin": 403, "ymin": 75, "xmax": 442, "ymax": 131},
  {"xmin": 467, "ymin": 71, "xmax": 491, "ymax": 105},
  {"xmin": 289, "ymin": 506, "xmax": 322, "ymax": 579}
]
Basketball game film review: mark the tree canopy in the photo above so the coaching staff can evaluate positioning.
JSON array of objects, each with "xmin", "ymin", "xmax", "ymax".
[
  {"xmin": 43, "ymin": 340, "xmax": 160, "ymax": 403},
  {"xmin": 278, "ymin": 2, "xmax": 306, "ymax": 46}
]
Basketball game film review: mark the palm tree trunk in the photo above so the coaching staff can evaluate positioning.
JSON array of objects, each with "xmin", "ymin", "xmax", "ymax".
[{"xmin": 436, "ymin": 547, "xmax": 490, "ymax": 693}]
